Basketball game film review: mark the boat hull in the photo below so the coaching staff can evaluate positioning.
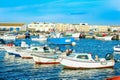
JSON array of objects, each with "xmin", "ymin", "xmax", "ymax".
[
  {"xmin": 47, "ymin": 37, "xmax": 75, "ymax": 45},
  {"xmin": 32, "ymin": 54, "xmax": 60, "ymax": 64},
  {"xmin": 60, "ymin": 57, "xmax": 115, "ymax": 69},
  {"xmin": 8, "ymin": 52, "xmax": 21, "ymax": 57},
  {"xmin": 95, "ymin": 36, "xmax": 113, "ymax": 40},
  {"xmin": 4, "ymin": 46, "xmax": 21, "ymax": 57},
  {"xmin": 18, "ymin": 50, "xmax": 33, "ymax": 59},
  {"xmin": 31, "ymin": 38, "xmax": 47, "ymax": 42}
]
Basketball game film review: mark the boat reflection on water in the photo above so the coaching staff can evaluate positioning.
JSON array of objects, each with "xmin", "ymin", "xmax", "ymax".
[
  {"xmin": 59, "ymin": 68, "xmax": 115, "ymax": 80},
  {"xmin": 4, "ymin": 52, "xmax": 15, "ymax": 62},
  {"xmin": 32, "ymin": 64, "xmax": 61, "ymax": 69},
  {"xmin": 4, "ymin": 52, "xmax": 34, "ymax": 64}
]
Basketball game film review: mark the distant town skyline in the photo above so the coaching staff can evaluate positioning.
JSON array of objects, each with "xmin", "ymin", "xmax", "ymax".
[{"xmin": 0, "ymin": 0, "xmax": 120, "ymax": 25}]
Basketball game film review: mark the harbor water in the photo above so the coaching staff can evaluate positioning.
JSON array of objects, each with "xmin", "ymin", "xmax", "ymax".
[{"xmin": 0, "ymin": 39, "xmax": 120, "ymax": 80}]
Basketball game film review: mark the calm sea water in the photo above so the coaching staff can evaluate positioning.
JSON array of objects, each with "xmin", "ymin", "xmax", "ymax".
[{"xmin": 0, "ymin": 39, "xmax": 120, "ymax": 80}]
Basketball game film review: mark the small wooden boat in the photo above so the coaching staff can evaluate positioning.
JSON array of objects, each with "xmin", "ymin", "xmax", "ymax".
[
  {"xmin": 17, "ymin": 50, "xmax": 33, "ymax": 59},
  {"xmin": 60, "ymin": 53, "xmax": 115, "ymax": 69},
  {"xmin": 31, "ymin": 35, "xmax": 47, "ymax": 42},
  {"xmin": 4, "ymin": 46, "xmax": 22, "ymax": 57},
  {"xmin": 18, "ymin": 46, "xmax": 56, "ymax": 59},
  {"xmin": 95, "ymin": 36, "xmax": 113, "ymax": 41},
  {"xmin": 31, "ymin": 50, "xmax": 63, "ymax": 64}
]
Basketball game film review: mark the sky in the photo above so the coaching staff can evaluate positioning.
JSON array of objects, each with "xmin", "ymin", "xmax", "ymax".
[{"xmin": 0, "ymin": 0, "xmax": 120, "ymax": 25}]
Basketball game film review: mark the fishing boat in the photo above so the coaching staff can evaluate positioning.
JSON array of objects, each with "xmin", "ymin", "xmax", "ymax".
[
  {"xmin": 3, "ymin": 41, "xmax": 29, "ymax": 57},
  {"xmin": 4, "ymin": 46, "xmax": 22, "ymax": 57},
  {"xmin": 0, "ymin": 32, "xmax": 25, "ymax": 43},
  {"xmin": 3, "ymin": 42, "xmax": 37, "ymax": 58},
  {"xmin": 31, "ymin": 35, "xmax": 47, "ymax": 42},
  {"xmin": 95, "ymin": 36, "xmax": 113, "ymax": 41},
  {"xmin": 31, "ymin": 49, "xmax": 64, "ymax": 64},
  {"xmin": 47, "ymin": 37, "xmax": 75, "ymax": 45},
  {"xmin": 4, "ymin": 46, "xmax": 40, "ymax": 58},
  {"xmin": 47, "ymin": 32, "xmax": 76, "ymax": 45},
  {"xmin": 60, "ymin": 53, "xmax": 115, "ymax": 69},
  {"xmin": 17, "ymin": 50, "xmax": 33, "ymax": 59},
  {"xmin": 18, "ymin": 45, "xmax": 57, "ymax": 59},
  {"xmin": 0, "ymin": 33, "xmax": 16, "ymax": 41},
  {"xmin": 65, "ymin": 32, "xmax": 80, "ymax": 39}
]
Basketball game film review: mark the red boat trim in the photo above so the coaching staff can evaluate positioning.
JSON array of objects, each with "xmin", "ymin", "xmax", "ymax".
[
  {"xmin": 22, "ymin": 57, "xmax": 33, "ymax": 59},
  {"xmin": 106, "ymin": 76, "xmax": 120, "ymax": 80},
  {"xmin": 63, "ymin": 65, "xmax": 114, "ymax": 69}
]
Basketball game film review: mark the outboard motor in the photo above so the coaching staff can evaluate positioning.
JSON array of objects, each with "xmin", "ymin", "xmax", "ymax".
[{"xmin": 105, "ymin": 53, "xmax": 114, "ymax": 60}]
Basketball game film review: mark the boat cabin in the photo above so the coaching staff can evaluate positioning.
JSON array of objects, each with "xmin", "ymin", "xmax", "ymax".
[{"xmin": 68, "ymin": 53, "xmax": 94, "ymax": 61}]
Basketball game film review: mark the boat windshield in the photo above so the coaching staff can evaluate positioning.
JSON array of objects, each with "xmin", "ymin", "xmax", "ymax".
[
  {"xmin": 76, "ymin": 55, "xmax": 89, "ymax": 60},
  {"xmin": 68, "ymin": 54, "xmax": 76, "ymax": 57}
]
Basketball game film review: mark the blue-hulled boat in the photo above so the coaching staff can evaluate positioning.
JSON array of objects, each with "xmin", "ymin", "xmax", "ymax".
[
  {"xmin": 47, "ymin": 32, "xmax": 76, "ymax": 45},
  {"xmin": 47, "ymin": 37, "xmax": 75, "ymax": 45}
]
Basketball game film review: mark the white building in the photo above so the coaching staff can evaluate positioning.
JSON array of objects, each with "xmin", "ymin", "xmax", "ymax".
[
  {"xmin": 28, "ymin": 22, "xmax": 56, "ymax": 32},
  {"xmin": 0, "ymin": 23, "xmax": 26, "ymax": 31}
]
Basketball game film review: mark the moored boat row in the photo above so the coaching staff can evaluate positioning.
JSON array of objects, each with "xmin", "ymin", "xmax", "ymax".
[
  {"xmin": 1, "ymin": 44, "xmax": 115, "ymax": 69},
  {"xmin": 0, "ymin": 31, "xmax": 119, "ymax": 70}
]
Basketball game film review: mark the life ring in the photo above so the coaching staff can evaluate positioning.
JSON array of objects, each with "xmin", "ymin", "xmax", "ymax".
[{"xmin": 105, "ymin": 53, "xmax": 114, "ymax": 60}]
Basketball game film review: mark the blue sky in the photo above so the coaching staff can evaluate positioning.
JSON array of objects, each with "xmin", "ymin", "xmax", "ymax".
[{"xmin": 0, "ymin": 0, "xmax": 120, "ymax": 25}]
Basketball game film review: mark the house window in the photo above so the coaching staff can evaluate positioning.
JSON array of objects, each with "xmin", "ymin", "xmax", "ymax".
[
  {"xmin": 10, "ymin": 28, "xmax": 14, "ymax": 31},
  {"xmin": 16, "ymin": 28, "xmax": 20, "ymax": 31}
]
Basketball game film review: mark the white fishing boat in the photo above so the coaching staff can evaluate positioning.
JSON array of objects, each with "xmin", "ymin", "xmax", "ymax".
[
  {"xmin": 72, "ymin": 33, "xmax": 80, "ymax": 39},
  {"xmin": 31, "ymin": 35, "xmax": 47, "ymax": 42},
  {"xmin": 60, "ymin": 53, "xmax": 115, "ymax": 69},
  {"xmin": 3, "ymin": 43, "xmax": 37, "ymax": 57},
  {"xmin": 0, "ymin": 32, "xmax": 24, "ymax": 41},
  {"xmin": 95, "ymin": 36, "xmax": 113, "ymax": 41},
  {"xmin": 17, "ymin": 50, "xmax": 33, "ymax": 59},
  {"xmin": 31, "ymin": 50, "xmax": 63, "ymax": 64},
  {"xmin": 47, "ymin": 32, "xmax": 76, "ymax": 45},
  {"xmin": 18, "ymin": 46, "xmax": 56, "ymax": 59},
  {"xmin": 4, "ymin": 46, "xmax": 37, "ymax": 58},
  {"xmin": 4, "ymin": 46, "xmax": 22, "ymax": 57},
  {"xmin": 0, "ymin": 33, "xmax": 16, "ymax": 41}
]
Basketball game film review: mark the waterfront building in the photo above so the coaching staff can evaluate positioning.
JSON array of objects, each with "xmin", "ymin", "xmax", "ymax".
[
  {"xmin": 28, "ymin": 22, "xmax": 55, "ymax": 32},
  {"xmin": 90, "ymin": 25, "xmax": 110, "ymax": 33},
  {"xmin": 27, "ymin": 22, "xmax": 120, "ymax": 34},
  {"xmin": 97, "ymin": 25, "xmax": 110, "ymax": 32},
  {"xmin": 55, "ymin": 23, "xmax": 65, "ymax": 32},
  {"xmin": 55, "ymin": 23, "xmax": 90, "ymax": 32},
  {"xmin": 110, "ymin": 26, "xmax": 120, "ymax": 32},
  {"xmin": 0, "ymin": 23, "xmax": 26, "ymax": 32},
  {"xmin": 78, "ymin": 23, "xmax": 90, "ymax": 32}
]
